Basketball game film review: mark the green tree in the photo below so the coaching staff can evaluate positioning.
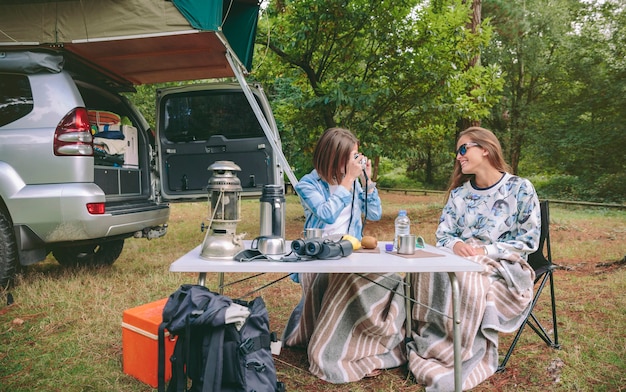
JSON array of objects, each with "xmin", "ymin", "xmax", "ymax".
[
  {"xmin": 536, "ymin": 0, "xmax": 626, "ymax": 201},
  {"xmin": 481, "ymin": 0, "xmax": 575, "ymax": 174},
  {"xmin": 483, "ymin": 0, "xmax": 625, "ymax": 202},
  {"xmin": 253, "ymin": 0, "xmax": 503, "ymax": 184}
]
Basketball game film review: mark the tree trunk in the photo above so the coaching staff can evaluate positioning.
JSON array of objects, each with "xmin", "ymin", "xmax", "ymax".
[
  {"xmin": 458, "ymin": 0, "xmax": 483, "ymax": 134},
  {"xmin": 372, "ymin": 155, "xmax": 380, "ymax": 182},
  {"xmin": 509, "ymin": 130, "xmax": 522, "ymax": 175},
  {"xmin": 425, "ymin": 147, "xmax": 434, "ymax": 184}
]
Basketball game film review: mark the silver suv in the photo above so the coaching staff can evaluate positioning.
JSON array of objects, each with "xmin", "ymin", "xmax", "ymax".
[{"xmin": 0, "ymin": 50, "xmax": 284, "ymax": 287}]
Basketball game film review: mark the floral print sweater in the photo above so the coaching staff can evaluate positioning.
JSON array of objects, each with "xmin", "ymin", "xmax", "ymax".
[{"xmin": 436, "ymin": 172, "xmax": 541, "ymax": 261}]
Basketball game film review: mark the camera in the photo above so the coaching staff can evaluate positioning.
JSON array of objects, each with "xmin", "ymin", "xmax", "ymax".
[
  {"xmin": 354, "ymin": 153, "xmax": 367, "ymax": 169},
  {"xmin": 291, "ymin": 238, "xmax": 353, "ymax": 259}
]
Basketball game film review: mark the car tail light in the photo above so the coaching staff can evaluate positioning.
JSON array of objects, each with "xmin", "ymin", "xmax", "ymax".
[
  {"xmin": 54, "ymin": 107, "xmax": 94, "ymax": 156},
  {"xmin": 86, "ymin": 203, "xmax": 105, "ymax": 215}
]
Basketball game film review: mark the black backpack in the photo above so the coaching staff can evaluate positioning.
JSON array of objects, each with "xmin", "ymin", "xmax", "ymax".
[{"xmin": 157, "ymin": 284, "xmax": 285, "ymax": 392}]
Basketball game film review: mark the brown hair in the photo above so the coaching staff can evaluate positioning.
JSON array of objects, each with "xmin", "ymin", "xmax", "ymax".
[
  {"xmin": 313, "ymin": 127, "xmax": 359, "ymax": 184},
  {"xmin": 446, "ymin": 126, "xmax": 511, "ymax": 195}
]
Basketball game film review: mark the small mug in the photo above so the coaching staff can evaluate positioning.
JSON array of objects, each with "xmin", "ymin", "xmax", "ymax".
[
  {"xmin": 251, "ymin": 235, "xmax": 285, "ymax": 255},
  {"xmin": 398, "ymin": 234, "xmax": 417, "ymax": 254},
  {"xmin": 303, "ymin": 228, "xmax": 323, "ymax": 240}
]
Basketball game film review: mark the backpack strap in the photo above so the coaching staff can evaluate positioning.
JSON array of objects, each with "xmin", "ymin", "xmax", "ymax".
[
  {"xmin": 157, "ymin": 322, "xmax": 167, "ymax": 392},
  {"xmin": 165, "ymin": 314, "xmax": 192, "ymax": 392},
  {"xmin": 167, "ymin": 336, "xmax": 187, "ymax": 392},
  {"xmin": 180, "ymin": 314, "xmax": 192, "ymax": 392},
  {"xmin": 239, "ymin": 333, "xmax": 272, "ymax": 355},
  {"xmin": 201, "ymin": 326, "xmax": 225, "ymax": 392}
]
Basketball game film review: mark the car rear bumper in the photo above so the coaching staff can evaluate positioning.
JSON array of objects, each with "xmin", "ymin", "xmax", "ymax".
[{"xmin": 7, "ymin": 182, "xmax": 169, "ymax": 243}]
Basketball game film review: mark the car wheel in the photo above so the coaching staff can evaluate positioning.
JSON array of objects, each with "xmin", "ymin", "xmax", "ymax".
[
  {"xmin": 0, "ymin": 209, "xmax": 19, "ymax": 288},
  {"xmin": 53, "ymin": 239, "xmax": 125, "ymax": 267}
]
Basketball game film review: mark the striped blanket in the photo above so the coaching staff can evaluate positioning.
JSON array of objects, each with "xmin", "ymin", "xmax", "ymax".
[
  {"xmin": 283, "ymin": 272, "xmax": 407, "ymax": 383},
  {"xmin": 407, "ymin": 253, "xmax": 534, "ymax": 391}
]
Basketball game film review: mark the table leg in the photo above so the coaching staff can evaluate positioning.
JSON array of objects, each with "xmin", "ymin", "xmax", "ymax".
[
  {"xmin": 197, "ymin": 272, "xmax": 225, "ymax": 294},
  {"xmin": 448, "ymin": 272, "xmax": 462, "ymax": 392},
  {"xmin": 218, "ymin": 272, "xmax": 224, "ymax": 294},
  {"xmin": 197, "ymin": 272, "xmax": 206, "ymax": 286}
]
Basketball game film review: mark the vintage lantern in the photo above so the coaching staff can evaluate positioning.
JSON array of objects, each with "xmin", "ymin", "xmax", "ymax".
[{"xmin": 199, "ymin": 161, "xmax": 244, "ymax": 259}]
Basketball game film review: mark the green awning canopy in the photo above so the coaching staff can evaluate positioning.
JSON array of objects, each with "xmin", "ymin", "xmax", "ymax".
[
  {"xmin": 0, "ymin": 0, "xmax": 260, "ymax": 85},
  {"xmin": 171, "ymin": 0, "xmax": 259, "ymax": 71}
]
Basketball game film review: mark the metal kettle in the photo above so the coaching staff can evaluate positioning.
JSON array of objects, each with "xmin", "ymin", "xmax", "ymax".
[{"xmin": 259, "ymin": 184, "xmax": 286, "ymax": 239}]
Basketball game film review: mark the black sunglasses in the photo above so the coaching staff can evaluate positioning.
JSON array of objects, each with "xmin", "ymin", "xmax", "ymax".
[{"xmin": 456, "ymin": 142, "xmax": 481, "ymax": 156}]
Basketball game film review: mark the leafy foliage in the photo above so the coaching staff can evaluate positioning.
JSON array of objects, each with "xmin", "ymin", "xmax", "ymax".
[
  {"xmin": 483, "ymin": 0, "xmax": 625, "ymax": 202},
  {"xmin": 253, "ymin": 0, "xmax": 503, "ymax": 183}
]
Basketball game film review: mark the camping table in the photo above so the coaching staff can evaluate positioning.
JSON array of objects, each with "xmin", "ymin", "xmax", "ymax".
[{"xmin": 169, "ymin": 241, "xmax": 483, "ymax": 392}]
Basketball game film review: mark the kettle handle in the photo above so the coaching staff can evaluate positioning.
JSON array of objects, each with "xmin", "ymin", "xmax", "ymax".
[{"xmin": 272, "ymin": 199, "xmax": 282, "ymax": 236}]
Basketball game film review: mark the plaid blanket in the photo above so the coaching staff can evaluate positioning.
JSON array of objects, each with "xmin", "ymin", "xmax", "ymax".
[
  {"xmin": 283, "ymin": 272, "xmax": 407, "ymax": 382},
  {"xmin": 407, "ymin": 253, "xmax": 534, "ymax": 391}
]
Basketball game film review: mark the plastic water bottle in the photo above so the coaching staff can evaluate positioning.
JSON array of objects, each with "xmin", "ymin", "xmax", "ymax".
[{"xmin": 393, "ymin": 210, "xmax": 411, "ymax": 250}]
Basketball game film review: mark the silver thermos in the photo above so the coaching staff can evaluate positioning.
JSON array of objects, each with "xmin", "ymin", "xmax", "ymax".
[{"xmin": 259, "ymin": 184, "xmax": 286, "ymax": 239}]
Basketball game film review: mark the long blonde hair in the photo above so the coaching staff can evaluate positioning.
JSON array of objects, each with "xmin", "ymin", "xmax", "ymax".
[{"xmin": 446, "ymin": 127, "xmax": 511, "ymax": 195}]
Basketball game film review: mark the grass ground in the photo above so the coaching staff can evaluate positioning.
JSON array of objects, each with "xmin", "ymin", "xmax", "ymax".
[{"xmin": 0, "ymin": 193, "xmax": 624, "ymax": 391}]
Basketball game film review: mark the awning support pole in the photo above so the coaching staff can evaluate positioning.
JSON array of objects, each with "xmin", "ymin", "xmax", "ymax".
[{"xmin": 225, "ymin": 49, "xmax": 299, "ymax": 191}]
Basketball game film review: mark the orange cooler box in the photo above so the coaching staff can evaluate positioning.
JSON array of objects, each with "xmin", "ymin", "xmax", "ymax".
[{"xmin": 122, "ymin": 298, "xmax": 176, "ymax": 387}]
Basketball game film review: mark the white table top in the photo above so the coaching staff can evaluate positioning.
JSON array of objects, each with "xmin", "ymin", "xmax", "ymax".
[{"xmin": 169, "ymin": 241, "xmax": 483, "ymax": 274}]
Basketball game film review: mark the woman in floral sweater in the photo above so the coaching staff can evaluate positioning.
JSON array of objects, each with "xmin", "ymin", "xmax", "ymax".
[{"xmin": 407, "ymin": 126, "xmax": 541, "ymax": 391}]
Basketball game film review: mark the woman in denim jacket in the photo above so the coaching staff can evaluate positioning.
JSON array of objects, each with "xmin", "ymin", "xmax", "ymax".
[{"xmin": 283, "ymin": 128, "xmax": 406, "ymax": 383}]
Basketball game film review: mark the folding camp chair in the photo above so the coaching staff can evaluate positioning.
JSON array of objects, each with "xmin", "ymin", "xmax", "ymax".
[{"xmin": 498, "ymin": 200, "xmax": 561, "ymax": 372}]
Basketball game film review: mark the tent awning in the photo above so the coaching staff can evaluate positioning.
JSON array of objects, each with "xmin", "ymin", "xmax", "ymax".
[
  {"xmin": 63, "ymin": 31, "xmax": 233, "ymax": 85},
  {"xmin": 0, "ymin": 0, "xmax": 260, "ymax": 85}
]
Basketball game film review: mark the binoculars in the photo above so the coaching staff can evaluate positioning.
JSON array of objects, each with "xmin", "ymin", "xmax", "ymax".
[{"xmin": 291, "ymin": 238, "xmax": 354, "ymax": 259}]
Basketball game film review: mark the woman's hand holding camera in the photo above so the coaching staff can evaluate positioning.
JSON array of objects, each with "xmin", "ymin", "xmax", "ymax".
[
  {"xmin": 359, "ymin": 155, "xmax": 372, "ymax": 181},
  {"xmin": 355, "ymin": 153, "xmax": 375, "ymax": 193},
  {"xmin": 340, "ymin": 152, "xmax": 365, "ymax": 188}
]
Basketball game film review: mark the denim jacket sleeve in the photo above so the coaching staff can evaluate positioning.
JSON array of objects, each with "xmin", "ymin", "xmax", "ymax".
[
  {"xmin": 295, "ymin": 171, "xmax": 383, "ymax": 239},
  {"xmin": 295, "ymin": 171, "xmax": 352, "ymax": 226}
]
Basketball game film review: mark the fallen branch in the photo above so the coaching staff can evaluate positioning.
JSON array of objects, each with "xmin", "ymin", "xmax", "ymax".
[{"xmin": 596, "ymin": 256, "xmax": 626, "ymax": 268}]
